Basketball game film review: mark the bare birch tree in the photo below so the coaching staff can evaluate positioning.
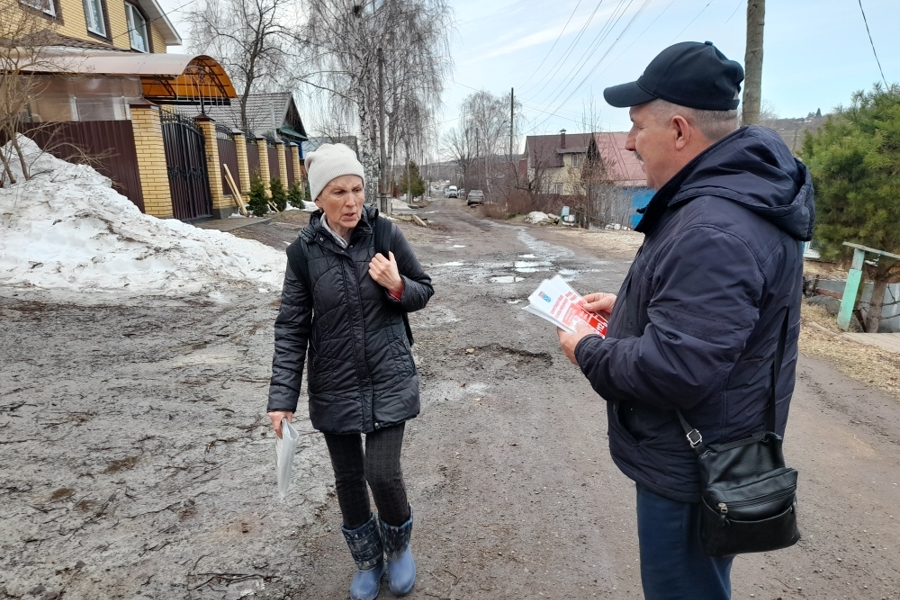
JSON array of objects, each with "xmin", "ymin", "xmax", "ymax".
[
  {"xmin": 443, "ymin": 90, "xmax": 520, "ymax": 196},
  {"xmin": 186, "ymin": 0, "xmax": 304, "ymax": 131},
  {"xmin": 301, "ymin": 0, "xmax": 452, "ymax": 203}
]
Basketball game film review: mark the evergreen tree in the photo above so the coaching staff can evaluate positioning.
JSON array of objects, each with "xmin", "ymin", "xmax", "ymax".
[
  {"xmin": 270, "ymin": 178, "xmax": 287, "ymax": 212},
  {"xmin": 287, "ymin": 180, "xmax": 307, "ymax": 209},
  {"xmin": 397, "ymin": 160, "xmax": 425, "ymax": 200},
  {"xmin": 801, "ymin": 83, "xmax": 900, "ymax": 331},
  {"xmin": 247, "ymin": 171, "xmax": 269, "ymax": 217}
]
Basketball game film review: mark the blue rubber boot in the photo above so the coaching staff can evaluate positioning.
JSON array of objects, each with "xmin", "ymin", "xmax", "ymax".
[
  {"xmin": 341, "ymin": 514, "xmax": 384, "ymax": 600},
  {"xmin": 380, "ymin": 507, "xmax": 416, "ymax": 596}
]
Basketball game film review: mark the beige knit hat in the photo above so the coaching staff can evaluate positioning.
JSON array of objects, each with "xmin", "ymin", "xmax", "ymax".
[{"xmin": 305, "ymin": 143, "xmax": 366, "ymax": 202}]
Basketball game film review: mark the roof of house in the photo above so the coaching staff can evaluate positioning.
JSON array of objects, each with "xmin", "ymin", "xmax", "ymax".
[
  {"xmin": 589, "ymin": 132, "xmax": 646, "ymax": 186},
  {"xmin": 524, "ymin": 132, "xmax": 595, "ymax": 168},
  {"xmin": 135, "ymin": 0, "xmax": 182, "ymax": 46},
  {"xmin": 12, "ymin": 31, "xmax": 130, "ymax": 51},
  {"xmin": 523, "ymin": 131, "xmax": 646, "ymax": 186},
  {"xmin": 178, "ymin": 92, "xmax": 308, "ymax": 142}
]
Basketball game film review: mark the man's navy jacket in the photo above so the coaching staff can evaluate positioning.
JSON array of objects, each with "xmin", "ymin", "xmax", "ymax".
[{"xmin": 574, "ymin": 125, "xmax": 816, "ymax": 502}]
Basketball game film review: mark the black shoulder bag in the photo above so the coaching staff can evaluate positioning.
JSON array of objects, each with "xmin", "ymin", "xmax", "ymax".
[
  {"xmin": 676, "ymin": 311, "xmax": 800, "ymax": 557},
  {"xmin": 294, "ymin": 215, "xmax": 413, "ymax": 345}
]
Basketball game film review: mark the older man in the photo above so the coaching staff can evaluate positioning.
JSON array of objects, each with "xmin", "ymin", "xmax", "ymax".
[{"xmin": 557, "ymin": 42, "xmax": 815, "ymax": 599}]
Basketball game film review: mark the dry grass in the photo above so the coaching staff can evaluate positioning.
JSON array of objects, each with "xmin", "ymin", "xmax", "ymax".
[{"xmin": 800, "ymin": 304, "xmax": 900, "ymax": 400}]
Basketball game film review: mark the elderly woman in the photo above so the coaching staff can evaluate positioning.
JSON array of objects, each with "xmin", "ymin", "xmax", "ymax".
[{"xmin": 267, "ymin": 144, "xmax": 433, "ymax": 600}]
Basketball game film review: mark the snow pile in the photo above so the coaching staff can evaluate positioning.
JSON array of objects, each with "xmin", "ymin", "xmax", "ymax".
[
  {"xmin": 0, "ymin": 136, "xmax": 286, "ymax": 299},
  {"xmin": 525, "ymin": 211, "xmax": 556, "ymax": 225}
]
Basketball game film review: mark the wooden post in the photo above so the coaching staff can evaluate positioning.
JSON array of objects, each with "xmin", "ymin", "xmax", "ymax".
[
  {"xmin": 838, "ymin": 247, "xmax": 866, "ymax": 331},
  {"xmin": 837, "ymin": 242, "xmax": 900, "ymax": 331}
]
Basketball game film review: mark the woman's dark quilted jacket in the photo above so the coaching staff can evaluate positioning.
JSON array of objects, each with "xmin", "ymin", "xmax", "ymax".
[{"xmin": 267, "ymin": 205, "xmax": 433, "ymax": 434}]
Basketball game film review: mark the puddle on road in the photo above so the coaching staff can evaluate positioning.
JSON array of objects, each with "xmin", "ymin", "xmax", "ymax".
[
  {"xmin": 514, "ymin": 260, "xmax": 552, "ymax": 274},
  {"xmin": 428, "ymin": 227, "xmax": 619, "ymax": 287}
]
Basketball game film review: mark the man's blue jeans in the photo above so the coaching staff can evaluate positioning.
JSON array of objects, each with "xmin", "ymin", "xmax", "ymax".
[{"xmin": 636, "ymin": 484, "xmax": 734, "ymax": 600}]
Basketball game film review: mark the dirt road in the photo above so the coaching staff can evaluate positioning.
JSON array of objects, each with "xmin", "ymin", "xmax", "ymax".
[{"xmin": 2, "ymin": 198, "xmax": 899, "ymax": 599}]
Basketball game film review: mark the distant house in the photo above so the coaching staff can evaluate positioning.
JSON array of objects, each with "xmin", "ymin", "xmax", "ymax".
[
  {"xmin": 586, "ymin": 132, "xmax": 653, "ymax": 227},
  {"xmin": 178, "ymin": 92, "xmax": 309, "ymax": 150},
  {"xmin": 303, "ymin": 135, "xmax": 359, "ymax": 158},
  {"xmin": 522, "ymin": 130, "xmax": 652, "ymax": 226},
  {"xmin": 1, "ymin": 0, "xmax": 245, "ymax": 220}
]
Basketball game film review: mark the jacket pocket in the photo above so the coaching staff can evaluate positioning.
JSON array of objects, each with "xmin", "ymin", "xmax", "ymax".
[{"xmin": 388, "ymin": 326, "xmax": 416, "ymax": 378}]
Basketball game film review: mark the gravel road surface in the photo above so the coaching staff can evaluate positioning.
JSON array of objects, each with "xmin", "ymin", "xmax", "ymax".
[{"xmin": 2, "ymin": 198, "xmax": 898, "ymax": 599}]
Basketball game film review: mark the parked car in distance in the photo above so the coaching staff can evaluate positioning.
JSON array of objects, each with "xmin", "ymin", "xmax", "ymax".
[
  {"xmin": 466, "ymin": 190, "xmax": 484, "ymax": 205},
  {"xmin": 447, "ymin": 185, "xmax": 459, "ymax": 198}
]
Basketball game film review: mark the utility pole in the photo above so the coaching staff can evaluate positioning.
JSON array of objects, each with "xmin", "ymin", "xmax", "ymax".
[
  {"xmin": 377, "ymin": 47, "xmax": 391, "ymax": 215},
  {"xmin": 742, "ymin": 0, "xmax": 765, "ymax": 125},
  {"xmin": 509, "ymin": 87, "xmax": 515, "ymax": 160},
  {"xmin": 475, "ymin": 127, "xmax": 480, "ymax": 191}
]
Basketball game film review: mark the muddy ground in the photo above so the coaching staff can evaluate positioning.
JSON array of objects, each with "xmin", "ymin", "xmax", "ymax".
[{"xmin": 2, "ymin": 197, "xmax": 899, "ymax": 599}]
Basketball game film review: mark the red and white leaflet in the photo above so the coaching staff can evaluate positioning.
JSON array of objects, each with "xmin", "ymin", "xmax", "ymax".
[{"xmin": 523, "ymin": 275, "xmax": 607, "ymax": 337}]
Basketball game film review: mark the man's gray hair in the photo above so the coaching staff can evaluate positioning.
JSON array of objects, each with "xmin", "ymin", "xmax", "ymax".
[{"xmin": 647, "ymin": 99, "xmax": 739, "ymax": 142}]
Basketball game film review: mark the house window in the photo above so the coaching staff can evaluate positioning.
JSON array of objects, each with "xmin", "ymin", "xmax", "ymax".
[
  {"xmin": 83, "ymin": 0, "xmax": 107, "ymax": 37},
  {"xmin": 125, "ymin": 3, "xmax": 149, "ymax": 52},
  {"xmin": 20, "ymin": 0, "xmax": 56, "ymax": 16},
  {"xmin": 571, "ymin": 154, "xmax": 582, "ymax": 168},
  {"xmin": 554, "ymin": 183, "xmax": 564, "ymax": 195}
]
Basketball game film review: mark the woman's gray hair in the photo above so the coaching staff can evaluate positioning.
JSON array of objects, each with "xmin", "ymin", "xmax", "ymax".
[{"xmin": 648, "ymin": 99, "xmax": 739, "ymax": 142}]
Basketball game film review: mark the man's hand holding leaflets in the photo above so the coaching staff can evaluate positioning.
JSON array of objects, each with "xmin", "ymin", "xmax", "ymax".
[{"xmin": 523, "ymin": 275, "xmax": 616, "ymax": 364}]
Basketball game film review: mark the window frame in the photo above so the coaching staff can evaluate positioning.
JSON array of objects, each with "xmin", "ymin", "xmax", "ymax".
[
  {"xmin": 19, "ymin": 0, "xmax": 59, "ymax": 19},
  {"xmin": 124, "ymin": 2, "xmax": 151, "ymax": 53},
  {"xmin": 83, "ymin": 0, "xmax": 110, "ymax": 39}
]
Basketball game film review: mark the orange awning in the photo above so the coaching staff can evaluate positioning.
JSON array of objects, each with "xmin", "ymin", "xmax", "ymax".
[{"xmin": 9, "ymin": 48, "xmax": 237, "ymax": 103}]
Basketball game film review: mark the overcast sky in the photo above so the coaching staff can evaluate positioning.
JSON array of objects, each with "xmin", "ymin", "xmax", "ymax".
[{"xmin": 158, "ymin": 0, "xmax": 899, "ymax": 141}]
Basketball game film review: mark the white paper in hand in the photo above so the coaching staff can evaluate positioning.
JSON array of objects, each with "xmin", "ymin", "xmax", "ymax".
[{"xmin": 275, "ymin": 418, "xmax": 300, "ymax": 499}]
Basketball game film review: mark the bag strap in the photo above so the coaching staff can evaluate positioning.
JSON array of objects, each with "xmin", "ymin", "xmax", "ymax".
[
  {"xmin": 291, "ymin": 238, "xmax": 312, "ymax": 291},
  {"xmin": 677, "ymin": 308, "xmax": 791, "ymax": 453},
  {"xmin": 373, "ymin": 215, "xmax": 414, "ymax": 346}
]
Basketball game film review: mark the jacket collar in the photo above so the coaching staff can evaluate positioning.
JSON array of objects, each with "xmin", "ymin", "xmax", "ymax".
[{"xmin": 635, "ymin": 128, "xmax": 743, "ymax": 235}]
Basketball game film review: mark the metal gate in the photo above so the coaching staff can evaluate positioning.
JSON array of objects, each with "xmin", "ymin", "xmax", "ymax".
[
  {"xmin": 160, "ymin": 110, "xmax": 212, "ymax": 221},
  {"xmin": 216, "ymin": 123, "xmax": 241, "ymax": 196}
]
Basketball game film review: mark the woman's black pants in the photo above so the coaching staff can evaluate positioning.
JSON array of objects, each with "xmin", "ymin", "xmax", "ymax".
[{"xmin": 323, "ymin": 422, "xmax": 410, "ymax": 529}]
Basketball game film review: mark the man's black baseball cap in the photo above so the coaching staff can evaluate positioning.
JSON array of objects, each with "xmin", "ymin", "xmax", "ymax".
[{"xmin": 603, "ymin": 41, "xmax": 744, "ymax": 111}]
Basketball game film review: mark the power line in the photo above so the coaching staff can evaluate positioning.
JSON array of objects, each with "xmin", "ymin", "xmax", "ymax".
[
  {"xmin": 724, "ymin": 0, "xmax": 744, "ymax": 25},
  {"xmin": 670, "ymin": 0, "xmax": 717, "ymax": 44},
  {"xmin": 857, "ymin": 0, "xmax": 888, "ymax": 87},
  {"xmin": 525, "ymin": 0, "xmax": 648, "ymax": 134},
  {"xmin": 591, "ymin": 0, "xmax": 676, "ymax": 81},
  {"xmin": 520, "ymin": 0, "xmax": 607, "ymax": 97},
  {"xmin": 528, "ymin": 0, "xmax": 637, "ymax": 109},
  {"xmin": 518, "ymin": 0, "xmax": 584, "ymax": 89}
]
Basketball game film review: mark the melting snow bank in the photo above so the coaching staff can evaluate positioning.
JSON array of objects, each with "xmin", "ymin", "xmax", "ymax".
[{"xmin": 0, "ymin": 136, "xmax": 285, "ymax": 301}]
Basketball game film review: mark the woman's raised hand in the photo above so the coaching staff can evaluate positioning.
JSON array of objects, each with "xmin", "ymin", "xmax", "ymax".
[{"xmin": 369, "ymin": 251, "xmax": 403, "ymax": 295}]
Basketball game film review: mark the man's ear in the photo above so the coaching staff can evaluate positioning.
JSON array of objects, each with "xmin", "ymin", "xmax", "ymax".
[{"xmin": 672, "ymin": 115, "xmax": 691, "ymax": 150}]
